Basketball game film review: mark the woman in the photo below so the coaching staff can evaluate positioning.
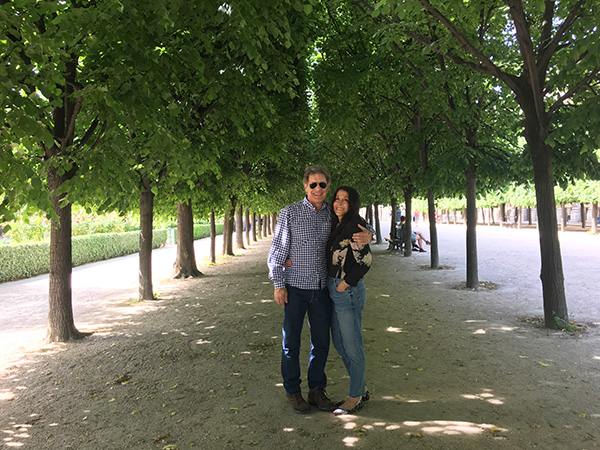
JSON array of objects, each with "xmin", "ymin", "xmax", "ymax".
[{"xmin": 327, "ymin": 186, "xmax": 372, "ymax": 415}]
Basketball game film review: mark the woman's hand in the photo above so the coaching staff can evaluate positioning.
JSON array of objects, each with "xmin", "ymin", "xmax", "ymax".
[{"xmin": 336, "ymin": 280, "xmax": 350, "ymax": 292}]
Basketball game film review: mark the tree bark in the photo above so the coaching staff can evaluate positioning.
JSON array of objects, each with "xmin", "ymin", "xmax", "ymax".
[
  {"xmin": 172, "ymin": 201, "xmax": 203, "ymax": 279},
  {"xmin": 521, "ymin": 100, "xmax": 567, "ymax": 328},
  {"xmin": 374, "ymin": 202, "xmax": 382, "ymax": 244},
  {"xmin": 251, "ymin": 212, "xmax": 257, "ymax": 242},
  {"xmin": 580, "ymin": 203, "xmax": 586, "ymax": 229},
  {"xmin": 592, "ymin": 203, "xmax": 598, "ymax": 235},
  {"xmin": 390, "ymin": 196, "xmax": 398, "ymax": 238},
  {"xmin": 210, "ymin": 210, "xmax": 216, "ymax": 264},
  {"xmin": 46, "ymin": 166, "xmax": 86, "ymax": 343},
  {"xmin": 261, "ymin": 214, "xmax": 267, "ymax": 238},
  {"xmin": 225, "ymin": 199, "xmax": 235, "ymax": 256},
  {"xmin": 426, "ymin": 188, "xmax": 439, "ymax": 269},
  {"xmin": 499, "ymin": 203, "xmax": 506, "ymax": 227},
  {"xmin": 138, "ymin": 183, "xmax": 154, "ymax": 300},
  {"xmin": 222, "ymin": 209, "xmax": 230, "ymax": 254},
  {"xmin": 465, "ymin": 163, "xmax": 478, "ymax": 289},
  {"xmin": 403, "ymin": 187, "xmax": 413, "ymax": 257},
  {"xmin": 245, "ymin": 208, "xmax": 250, "ymax": 246},
  {"xmin": 235, "ymin": 205, "xmax": 245, "ymax": 250}
]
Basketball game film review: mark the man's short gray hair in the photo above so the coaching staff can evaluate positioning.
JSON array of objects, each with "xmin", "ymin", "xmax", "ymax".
[{"xmin": 303, "ymin": 165, "xmax": 331, "ymax": 185}]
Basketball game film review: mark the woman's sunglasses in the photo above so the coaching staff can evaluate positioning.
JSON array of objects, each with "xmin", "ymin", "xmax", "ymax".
[{"xmin": 309, "ymin": 182, "xmax": 328, "ymax": 189}]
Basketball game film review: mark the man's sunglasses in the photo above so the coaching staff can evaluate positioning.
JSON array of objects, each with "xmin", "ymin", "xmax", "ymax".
[{"xmin": 309, "ymin": 182, "xmax": 328, "ymax": 189}]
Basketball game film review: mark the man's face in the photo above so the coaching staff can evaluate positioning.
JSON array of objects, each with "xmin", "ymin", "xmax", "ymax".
[{"xmin": 304, "ymin": 173, "xmax": 330, "ymax": 210}]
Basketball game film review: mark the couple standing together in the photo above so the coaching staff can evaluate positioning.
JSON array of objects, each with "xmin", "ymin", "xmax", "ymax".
[{"xmin": 267, "ymin": 166, "xmax": 372, "ymax": 415}]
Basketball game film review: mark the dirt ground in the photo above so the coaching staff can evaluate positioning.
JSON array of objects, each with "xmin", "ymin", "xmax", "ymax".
[{"xmin": 1, "ymin": 224, "xmax": 600, "ymax": 450}]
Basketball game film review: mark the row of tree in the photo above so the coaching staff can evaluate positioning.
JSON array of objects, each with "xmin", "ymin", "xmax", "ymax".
[
  {"xmin": 307, "ymin": 0, "xmax": 599, "ymax": 329},
  {"xmin": 1, "ymin": 0, "xmax": 599, "ymax": 340},
  {"xmin": 0, "ymin": 0, "xmax": 316, "ymax": 342}
]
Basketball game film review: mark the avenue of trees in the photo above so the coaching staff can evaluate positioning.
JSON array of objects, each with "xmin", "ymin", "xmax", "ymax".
[{"xmin": 1, "ymin": 0, "xmax": 599, "ymax": 340}]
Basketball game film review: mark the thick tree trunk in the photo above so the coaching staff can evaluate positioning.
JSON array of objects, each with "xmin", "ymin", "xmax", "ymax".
[
  {"xmin": 210, "ymin": 210, "xmax": 216, "ymax": 264},
  {"xmin": 251, "ymin": 212, "xmax": 257, "ymax": 242},
  {"xmin": 592, "ymin": 203, "xmax": 598, "ymax": 235},
  {"xmin": 46, "ymin": 167, "xmax": 86, "ymax": 342},
  {"xmin": 465, "ymin": 163, "xmax": 478, "ymax": 289},
  {"xmin": 522, "ymin": 103, "xmax": 567, "ymax": 328},
  {"xmin": 271, "ymin": 213, "xmax": 277, "ymax": 235},
  {"xmin": 235, "ymin": 206, "xmax": 245, "ymax": 250},
  {"xmin": 138, "ymin": 185, "xmax": 154, "ymax": 300},
  {"xmin": 403, "ymin": 188, "xmax": 413, "ymax": 257},
  {"xmin": 374, "ymin": 202, "xmax": 382, "ymax": 244},
  {"xmin": 245, "ymin": 208, "xmax": 250, "ymax": 246},
  {"xmin": 172, "ymin": 201, "xmax": 203, "ymax": 279},
  {"xmin": 427, "ymin": 188, "xmax": 439, "ymax": 269}
]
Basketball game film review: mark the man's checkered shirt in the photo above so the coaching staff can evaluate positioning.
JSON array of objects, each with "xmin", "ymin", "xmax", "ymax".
[{"xmin": 267, "ymin": 197, "xmax": 331, "ymax": 290}]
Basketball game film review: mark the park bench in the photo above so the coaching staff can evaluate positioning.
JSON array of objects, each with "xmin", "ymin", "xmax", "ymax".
[
  {"xmin": 385, "ymin": 223, "xmax": 421, "ymax": 252},
  {"xmin": 385, "ymin": 223, "xmax": 404, "ymax": 250}
]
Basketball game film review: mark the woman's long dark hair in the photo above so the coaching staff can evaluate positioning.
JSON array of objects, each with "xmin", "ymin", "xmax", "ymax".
[{"xmin": 329, "ymin": 186, "xmax": 362, "ymax": 242}]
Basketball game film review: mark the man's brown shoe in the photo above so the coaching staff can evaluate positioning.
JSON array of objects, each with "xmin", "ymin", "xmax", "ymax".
[
  {"xmin": 308, "ymin": 388, "xmax": 335, "ymax": 411},
  {"xmin": 287, "ymin": 393, "xmax": 311, "ymax": 414}
]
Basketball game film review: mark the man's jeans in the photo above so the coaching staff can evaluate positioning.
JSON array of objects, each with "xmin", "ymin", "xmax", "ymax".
[
  {"xmin": 281, "ymin": 285, "xmax": 332, "ymax": 395},
  {"xmin": 327, "ymin": 277, "xmax": 367, "ymax": 398}
]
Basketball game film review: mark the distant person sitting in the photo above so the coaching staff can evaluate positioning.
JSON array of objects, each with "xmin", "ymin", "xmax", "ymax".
[{"xmin": 400, "ymin": 216, "xmax": 430, "ymax": 252}]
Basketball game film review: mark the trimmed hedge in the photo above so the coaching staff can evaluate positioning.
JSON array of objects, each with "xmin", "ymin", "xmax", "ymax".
[
  {"xmin": 0, "ymin": 224, "xmax": 224, "ymax": 283},
  {"xmin": 0, "ymin": 229, "xmax": 167, "ymax": 283}
]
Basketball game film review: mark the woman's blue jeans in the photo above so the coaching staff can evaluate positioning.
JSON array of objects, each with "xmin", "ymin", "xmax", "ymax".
[
  {"xmin": 281, "ymin": 285, "xmax": 332, "ymax": 395},
  {"xmin": 327, "ymin": 277, "xmax": 367, "ymax": 398}
]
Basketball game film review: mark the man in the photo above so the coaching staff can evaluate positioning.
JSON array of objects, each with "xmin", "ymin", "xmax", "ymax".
[{"xmin": 267, "ymin": 166, "xmax": 372, "ymax": 414}]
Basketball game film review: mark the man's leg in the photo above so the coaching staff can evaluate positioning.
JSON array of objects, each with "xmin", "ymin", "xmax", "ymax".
[{"xmin": 281, "ymin": 285, "xmax": 309, "ymax": 396}]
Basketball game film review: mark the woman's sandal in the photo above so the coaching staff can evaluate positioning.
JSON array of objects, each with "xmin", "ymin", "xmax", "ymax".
[{"xmin": 332, "ymin": 397, "xmax": 364, "ymax": 416}]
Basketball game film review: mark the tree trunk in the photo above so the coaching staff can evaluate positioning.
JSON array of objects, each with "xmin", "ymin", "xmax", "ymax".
[
  {"xmin": 374, "ymin": 202, "xmax": 382, "ymax": 244},
  {"xmin": 46, "ymin": 167, "xmax": 86, "ymax": 342},
  {"xmin": 235, "ymin": 205, "xmax": 245, "ymax": 250},
  {"xmin": 262, "ymin": 214, "xmax": 268, "ymax": 238},
  {"xmin": 245, "ymin": 208, "xmax": 250, "ymax": 246},
  {"xmin": 522, "ymin": 101, "xmax": 567, "ymax": 329},
  {"xmin": 465, "ymin": 163, "xmax": 478, "ymax": 289},
  {"xmin": 222, "ymin": 210, "xmax": 230, "ymax": 254},
  {"xmin": 453, "ymin": 209, "xmax": 458, "ymax": 225},
  {"xmin": 365, "ymin": 205, "xmax": 373, "ymax": 226},
  {"xmin": 518, "ymin": 206, "xmax": 523, "ymax": 230},
  {"xmin": 403, "ymin": 188, "xmax": 413, "ymax": 257},
  {"xmin": 426, "ymin": 188, "xmax": 439, "ymax": 269},
  {"xmin": 225, "ymin": 198, "xmax": 235, "ymax": 255},
  {"xmin": 138, "ymin": 184, "xmax": 154, "ymax": 300},
  {"xmin": 499, "ymin": 203, "xmax": 506, "ymax": 227},
  {"xmin": 272, "ymin": 213, "xmax": 277, "ymax": 235},
  {"xmin": 592, "ymin": 203, "xmax": 598, "ymax": 235},
  {"xmin": 581, "ymin": 203, "xmax": 586, "ymax": 229},
  {"xmin": 251, "ymin": 212, "xmax": 257, "ymax": 242},
  {"xmin": 172, "ymin": 201, "xmax": 203, "ymax": 278},
  {"xmin": 210, "ymin": 210, "xmax": 216, "ymax": 264},
  {"xmin": 488, "ymin": 207, "xmax": 493, "ymax": 226},
  {"xmin": 390, "ymin": 196, "xmax": 398, "ymax": 238}
]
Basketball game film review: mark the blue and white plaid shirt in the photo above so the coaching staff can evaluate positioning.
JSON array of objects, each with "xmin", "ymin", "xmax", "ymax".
[{"xmin": 267, "ymin": 197, "xmax": 331, "ymax": 290}]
